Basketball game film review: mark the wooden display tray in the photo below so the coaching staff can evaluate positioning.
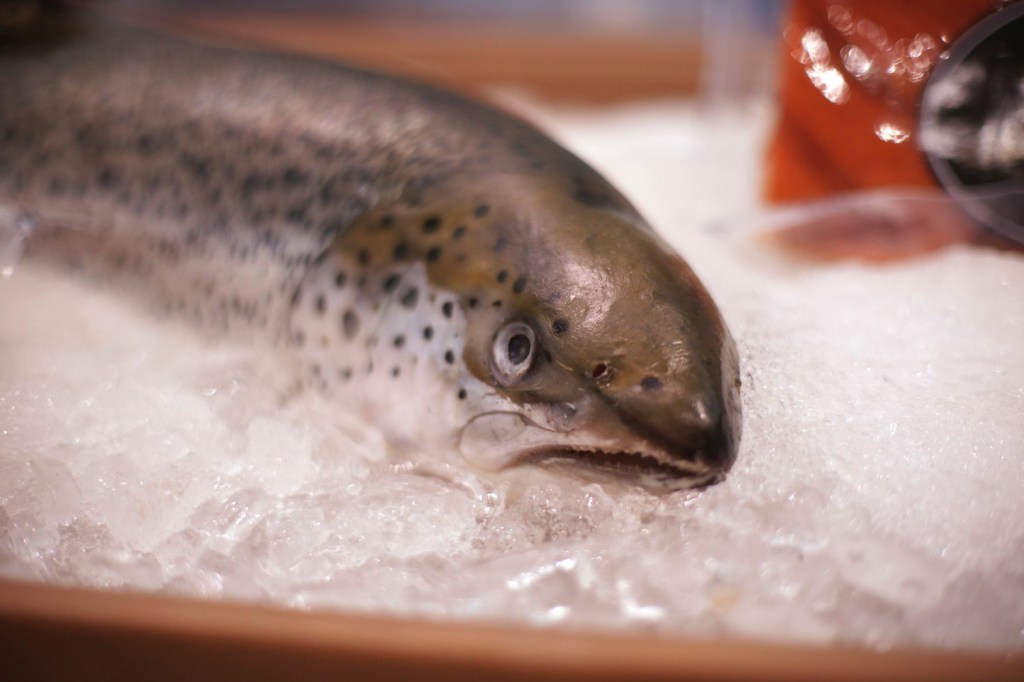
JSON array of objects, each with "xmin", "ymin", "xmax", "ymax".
[{"xmin": 1, "ymin": 578, "xmax": 1020, "ymax": 681}]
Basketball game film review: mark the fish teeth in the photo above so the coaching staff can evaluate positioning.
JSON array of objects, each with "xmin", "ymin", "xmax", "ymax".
[{"xmin": 528, "ymin": 447, "xmax": 719, "ymax": 490}]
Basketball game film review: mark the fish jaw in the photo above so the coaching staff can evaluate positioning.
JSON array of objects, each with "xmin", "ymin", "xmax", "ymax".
[
  {"xmin": 457, "ymin": 414, "xmax": 730, "ymax": 491},
  {"xmin": 454, "ymin": 351, "xmax": 739, "ymax": 491},
  {"xmin": 534, "ymin": 329, "xmax": 741, "ymax": 491}
]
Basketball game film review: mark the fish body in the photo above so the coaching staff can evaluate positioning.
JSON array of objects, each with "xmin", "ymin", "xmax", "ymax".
[{"xmin": 0, "ymin": 18, "xmax": 740, "ymax": 489}]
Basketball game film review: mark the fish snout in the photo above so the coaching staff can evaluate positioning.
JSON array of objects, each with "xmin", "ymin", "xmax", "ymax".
[
  {"xmin": 654, "ymin": 386, "xmax": 737, "ymax": 474},
  {"xmin": 608, "ymin": 359, "xmax": 740, "ymax": 479},
  {"xmin": 668, "ymin": 330, "xmax": 743, "ymax": 477},
  {"xmin": 679, "ymin": 389, "xmax": 739, "ymax": 472}
]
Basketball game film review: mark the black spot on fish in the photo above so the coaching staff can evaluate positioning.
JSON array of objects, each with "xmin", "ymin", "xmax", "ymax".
[
  {"xmin": 640, "ymin": 376, "xmax": 663, "ymax": 391},
  {"xmin": 400, "ymin": 288, "xmax": 419, "ymax": 308},
  {"xmin": 457, "ymin": 388, "xmax": 467, "ymax": 400},
  {"xmin": 0, "ymin": 126, "xmax": 15, "ymax": 145},
  {"xmin": 442, "ymin": 301, "xmax": 454, "ymax": 318},
  {"xmin": 574, "ymin": 187, "xmax": 609, "ymax": 207},
  {"xmin": 497, "ymin": 270, "xmax": 508, "ymax": 283},
  {"xmin": 513, "ymin": 276, "xmax": 527, "ymax": 294},
  {"xmin": 75, "ymin": 124, "xmax": 97, "ymax": 149},
  {"xmin": 423, "ymin": 216, "xmax": 442, "ymax": 233},
  {"xmin": 468, "ymin": 297, "xmax": 478, "ymax": 309},
  {"xmin": 282, "ymin": 167, "xmax": 308, "ymax": 187},
  {"xmin": 380, "ymin": 214, "xmax": 394, "ymax": 228},
  {"xmin": 98, "ymin": 167, "xmax": 118, "ymax": 189},
  {"xmin": 393, "ymin": 242, "xmax": 409, "ymax": 261},
  {"xmin": 569, "ymin": 174, "xmax": 616, "ymax": 209},
  {"xmin": 391, "ymin": 366, "xmax": 401, "ymax": 378},
  {"xmin": 383, "ymin": 274, "xmax": 401, "ymax": 293},
  {"xmin": 393, "ymin": 335, "xmax": 406, "ymax": 349},
  {"xmin": 493, "ymin": 237, "xmax": 507, "ymax": 252},
  {"xmin": 474, "ymin": 204, "xmax": 490, "ymax": 218},
  {"xmin": 552, "ymin": 318, "xmax": 569, "ymax": 334},
  {"xmin": 423, "ymin": 326, "xmax": 434, "ymax": 341},
  {"xmin": 136, "ymin": 134, "xmax": 157, "ymax": 155},
  {"xmin": 319, "ymin": 179, "xmax": 340, "ymax": 205},
  {"xmin": 241, "ymin": 173, "xmax": 260, "ymax": 201},
  {"xmin": 453, "ymin": 226, "xmax": 466, "ymax": 240},
  {"xmin": 335, "ymin": 271, "xmax": 346, "ymax": 288},
  {"xmin": 286, "ymin": 205, "xmax": 309, "ymax": 224},
  {"xmin": 445, "ymin": 350, "xmax": 455, "ymax": 364},
  {"xmin": 342, "ymin": 309, "xmax": 359, "ymax": 339},
  {"xmin": 427, "ymin": 246, "xmax": 442, "ymax": 262},
  {"xmin": 492, "ymin": 300, "xmax": 502, "ymax": 308},
  {"xmin": 358, "ymin": 249, "xmax": 371, "ymax": 265},
  {"xmin": 181, "ymin": 153, "xmax": 211, "ymax": 182},
  {"xmin": 339, "ymin": 367, "xmax": 353, "ymax": 381},
  {"xmin": 290, "ymin": 286, "xmax": 303, "ymax": 307}
]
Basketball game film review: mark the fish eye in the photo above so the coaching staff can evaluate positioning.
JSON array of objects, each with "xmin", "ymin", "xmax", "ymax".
[{"xmin": 492, "ymin": 321, "xmax": 536, "ymax": 384}]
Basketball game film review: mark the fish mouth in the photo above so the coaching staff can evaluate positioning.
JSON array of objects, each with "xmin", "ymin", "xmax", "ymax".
[{"xmin": 521, "ymin": 446, "xmax": 725, "ymax": 491}]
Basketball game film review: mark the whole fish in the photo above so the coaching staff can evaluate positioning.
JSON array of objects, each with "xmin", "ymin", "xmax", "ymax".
[{"xmin": 0, "ymin": 14, "xmax": 741, "ymax": 490}]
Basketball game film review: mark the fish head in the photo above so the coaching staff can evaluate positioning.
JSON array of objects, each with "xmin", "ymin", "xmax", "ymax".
[
  {"xmin": 449, "ymin": 182, "xmax": 741, "ymax": 489},
  {"xmin": 290, "ymin": 175, "xmax": 740, "ymax": 490}
]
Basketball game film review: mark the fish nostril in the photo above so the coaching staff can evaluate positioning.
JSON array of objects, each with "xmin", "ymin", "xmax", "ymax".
[{"xmin": 591, "ymin": 363, "xmax": 614, "ymax": 384}]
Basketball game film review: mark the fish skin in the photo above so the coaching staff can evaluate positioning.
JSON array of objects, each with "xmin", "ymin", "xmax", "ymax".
[{"xmin": 0, "ymin": 20, "xmax": 741, "ymax": 489}]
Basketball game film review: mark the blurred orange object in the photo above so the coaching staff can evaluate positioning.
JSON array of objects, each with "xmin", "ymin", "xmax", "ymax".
[{"xmin": 765, "ymin": 0, "xmax": 992, "ymax": 204}]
